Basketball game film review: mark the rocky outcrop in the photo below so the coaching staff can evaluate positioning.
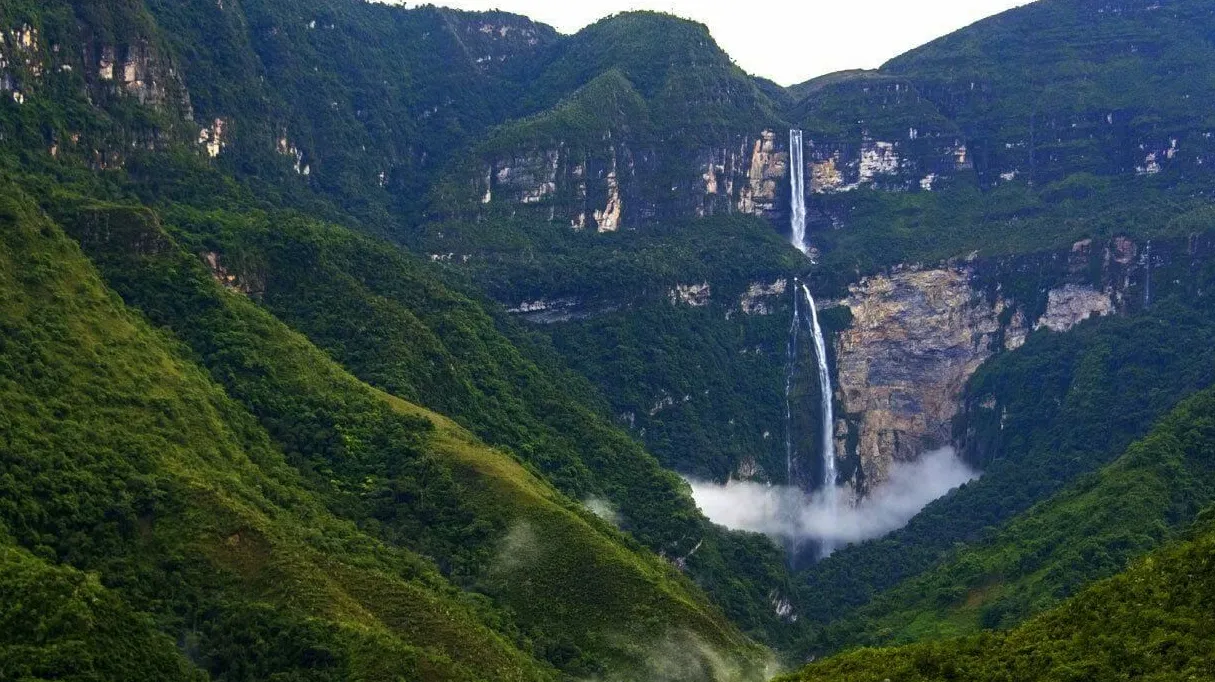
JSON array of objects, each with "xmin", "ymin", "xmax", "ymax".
[
  {"xmin": 198, "ymin": 118, "xmax": 226, "ymax": 158},
  {"xmin": 1035, "ymin": 284, "xmax": 1114, "ymax": 332},
  {"xmin": 470, "ymin": 129, "xmax": 792, "ymax": 228},
  {"xmin": 737, "ymin": 130, "xmax": 787, "ymax": 216},
  {"xmin": 828, "ymin": 232, "xmax": 1215, "ymax": 496},
  {"xmin": 833, "ymin": 268, "xmax": 1018, "ymax": 495},
  {"xmin": 739, "ymin": 279, "xmax": 788, "ymax": 315},
  {"xmin": 505, "ymin": 297, "xmax": 622, "ymax": 324},
  {"xmin": 669, "ymin": 283, "xmax": 711, "ymax": 307},
  {"xmin": 203, "ymin": 251, "xmax": 264, "ymax": 297},
  {"xmin": 97, "ymin": 41, "xmax": 172, "ymax": 107},
  {"xmin": 594, "ymin": 148, "xmax": 623, "ymax": 232}
]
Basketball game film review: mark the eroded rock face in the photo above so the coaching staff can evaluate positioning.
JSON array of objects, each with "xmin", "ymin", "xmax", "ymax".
[
  {"xmin": 472, "ymin": 129, "xmax": 792, "ymax": 228},
  {"xmin": 835, "ymin": 268, "xmax": 1013, "ymax": 495},
  {"xmin": 203, "ymin": 251, "xmax": 263, "ymax": 297},
  {"xmin": 494, "ymin": 149, "xmax": 561, "ymax": 205},
  {"xmin": 827, "ymin": 233, "xmax": 1215, "ymax": 495},
  {"xmin": 669, "ymin": 283, "xmax": 711, "ymax": 307},
  {"xmin": 95, "ymin": 40, "xmax": 181, "ymax": 110},
  {"xmin": 737, "ymin": 130, "xmax": 787, "ymax": 216},
  {"xmin": 1035, "ymin": 284, "xmax": 1114, "ymax": 332},
  {"xmin": 740, "ymin": 279, "xmax": 788, "ymax": 315}
]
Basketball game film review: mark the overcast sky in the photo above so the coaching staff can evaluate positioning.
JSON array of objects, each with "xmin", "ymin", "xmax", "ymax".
[{"xmin": 410, "ymin": 0, "xmax": 1034, "ymax": 85}]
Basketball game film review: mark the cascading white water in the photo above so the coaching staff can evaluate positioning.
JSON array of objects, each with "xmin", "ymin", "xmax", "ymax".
[
  {"xmin": 802, "ymin": 284, "xmax": 838, "ymax": 557},
  {"xmin": 787, "ymin": 128, "xmax": 840, "ymax": 556},
  {"xmin": 790, "ymin": 129, "xmax": 807, "ymax": 253},
  {"xmin": 785, "ymin": 287, "xmax": 801, "ymax": 484},
  {"xmin": 1144, "ymin": 240, "xmax": 1153, "ymax": 307}
]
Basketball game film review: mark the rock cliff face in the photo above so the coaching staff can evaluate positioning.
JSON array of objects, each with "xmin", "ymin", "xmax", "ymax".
[
  {"xmin": 833, "ymin": 268, "xmax": 1016, "ymax": 496},
  {"xmin": 791, "ymin": 74, "xmax": 972, "ymax": 197},
  {"xmin": 0, "ymin": 9, "xmax": 192, "ymax": 171},
  {"xmin": 734, "ymin": 130, "xmax": 787, "ymax": 218},
  {"xmin": 827, "ymin": 233, "xmax": 1214, "ymax": 498},
  {"xmin": 472, "ymin": 129, "xmax": 791, "ymax": 229}
]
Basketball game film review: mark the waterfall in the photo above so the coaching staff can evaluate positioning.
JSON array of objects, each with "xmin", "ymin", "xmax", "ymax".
[
  {"xmin": 802, "ymin": 284, "xmax": 838, "ymax": 556},
  {"xmin": 787, "ymin": 131, "xmax": 840, "ymax": 556},
  {"xmin": 1144, "ymin": 240, "xmax": 1153, "ymax": 307},
  {"xmin": 790, "ymin": 129, "xmax": 807, "ymax": 253},
  {"xmin": 785, "ymin": 287, "xmax": 802, "ymax": 484}
]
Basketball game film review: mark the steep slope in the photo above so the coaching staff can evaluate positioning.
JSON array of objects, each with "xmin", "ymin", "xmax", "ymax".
[
  {"xmin": 147, "ymin": 0, "xmax": 560, "ymax": 228},
  {"xmin": 40, "ymin": 190, "xmax": 772, "ymax": 679},
  {"xmin": 434, "ymin": 11, "xmax": 790, "ymax": 229},
  {"xmin": 885, "ymin": 0, "xmax": 1215, "ymax": 186},
  {"xmin": 1, "ymin": 0, "xmax": 808, "ymax": 657},
  {"xmin": 0, "ymin": 184, "xmax": 559, "ymax": 681},
  {"xmin": 796, "ymin": 0, "xmax": 1215, "ymax": 269},
  {"xmin": 780, "ymin": 387, "xmax": 1215, "ymax": 681},
  {"xmin": 789, "ymin": 71, "xmax": 969, "ymax": 195},
  {"xmin": 0, "ymin": 542, "xmax": 203, "ymax": 681},
  {"xmin": 820, "ymin": 344, "xmax": 1215, "ymax": 648}
]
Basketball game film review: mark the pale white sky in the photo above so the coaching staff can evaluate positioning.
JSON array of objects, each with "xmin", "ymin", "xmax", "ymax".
[{"xmin": 406, "ymin": 0, "xmax": 1035, "ymax": 85}]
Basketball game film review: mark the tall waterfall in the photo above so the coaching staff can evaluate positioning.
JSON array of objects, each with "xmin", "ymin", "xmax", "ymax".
[
  {"xmin": 1144, "ymin": 240, "xmax": 1153, "ymax": 307},
  {"xmin": 784, "ymin": 288, "xmax": 802, "ymax": 484},
  {"xmin": 787, "ymin": 128, "xmax": 839, "ymax": 556},
  {"xmin": 790, "ymin": 130, "xmax": 807, "ymax": 253},
  {"xmin": 802, "ymin": 284, "xmax": 838, "ymax": 556}
]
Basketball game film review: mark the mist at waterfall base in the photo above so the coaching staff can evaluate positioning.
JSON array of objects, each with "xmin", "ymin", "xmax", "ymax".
[{"xmin": 686, "ymin": 448, "xmax": 978, "ymax": 555}]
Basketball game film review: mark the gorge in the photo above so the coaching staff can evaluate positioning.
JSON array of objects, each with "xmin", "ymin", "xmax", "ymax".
[{"xmin": 4, "ymin": 0, "xmax": 1215, "ymax": 680}]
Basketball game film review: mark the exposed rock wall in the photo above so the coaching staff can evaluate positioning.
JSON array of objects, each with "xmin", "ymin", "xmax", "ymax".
[
  {"xmin": 833, "ymin": 268, "xmax": 1018, "ymax": 496},
  {"xmin": 473, "ymin": 129, "xmax": 791, "ymax": 229},
  {"xmin": 828, "ymin": 233, "xmax": 1214, "ymax": 498}
]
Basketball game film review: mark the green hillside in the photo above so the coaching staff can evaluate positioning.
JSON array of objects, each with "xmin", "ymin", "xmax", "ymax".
[
  {"xmin": 780, "ymin": 387, "xmax": 1215, "ymax": 681},
  {"xmin": 7, "ymin": 0, "xmax": 1215, "ymax": 678},
  {"xmin": 0, "ymin": 184, "xmax": 557, "ymax": 680}
]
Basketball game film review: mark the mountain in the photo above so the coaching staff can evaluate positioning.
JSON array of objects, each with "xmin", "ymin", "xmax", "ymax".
[
  {"xmin": 0, "ymin": 1, "xmax": 792, "ymax": 678},
  {"xmin": 779, "ymin": 386, "xmax": 1215, "ymax": 681},
  {"xmin": 4, "ymin": 0, "xmax": 1215, "ymax": 679}
]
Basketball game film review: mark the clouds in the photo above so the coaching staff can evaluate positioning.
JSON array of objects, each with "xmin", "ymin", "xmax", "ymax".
[
  {"xmin": 584, "ymin": 496, "xmax": 621, "ymax": 525},
  {"xmin": 687, "ymin": 448, "xmax": 977, "ymax": 553}
]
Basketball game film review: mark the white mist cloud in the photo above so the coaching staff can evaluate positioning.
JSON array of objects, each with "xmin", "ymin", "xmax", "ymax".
[
  {"xmin": 687, "ymin": 448, "xmax": 977, "ymax": 551},
  {"xmin": 584, "ymin": 496, "xmax": 620, "ymax": 525}
]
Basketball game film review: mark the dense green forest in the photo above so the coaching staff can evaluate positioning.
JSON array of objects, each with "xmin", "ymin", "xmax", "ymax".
[
  {"xmin": 1, "ymin": 171, "xmax": 778, "ymax": 678},
  {"xmin": 3, "ymin": 0, "xmax": 1215, "ymax": 679},
  {"xmin": 780, "ymin": 386, "xmax": 1215, "ymax": 681}
]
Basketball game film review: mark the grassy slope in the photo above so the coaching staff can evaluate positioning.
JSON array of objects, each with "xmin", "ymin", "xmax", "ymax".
[
  {"xmin": 0, "ymin": 184, "xmax": 556, "ymax": 681},
  {"xmin": 46, "ymin": 192, "xmax": 770, "ymax": 679},
  {"xmin": 781, "ymin": 386, "xmax": 1215, "ymax": 681},
  {"xmin": 110, "ymin": 196, "xmax": 798, "ymax": 649},
  {"xmin": 826, "ymin": 381, "xmax": 1215, "ymax": 647}
]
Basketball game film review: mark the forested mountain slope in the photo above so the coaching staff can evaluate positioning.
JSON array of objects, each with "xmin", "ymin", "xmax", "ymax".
[
  {"xmin": 781, "ymin": 386, "xmax": 1215, "ymax": 681},
  {"xmin": 4, "ymin": 0, "xmax": 1215, "ymax": 678},
  {"xmin": 0, "ymin": 0, "xmax": 796, "ymax": 677},
  {"xmin": 0, "ymin": 175, "xmax": 776, "ymax": 679}
]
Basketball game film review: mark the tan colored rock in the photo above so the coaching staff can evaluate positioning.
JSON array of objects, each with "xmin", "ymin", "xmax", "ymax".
[
  {"xmin": 740, "ymin": 279, "xmax": 788, "ymax": 315},
  {"xmin": 836, "ymin": 268, "xmax": 1005, "ymax": 492},
  {"xmin": 737, "ymin": 130, "xmax": 787, "ymax": 215},
  {"xmin": 198, "ymin": 118, "xmax": 226, "ymax": 158},
  {"xmin": 811, "ymin": 157, "xmax": 845, "ymax": 193},
  {"xmin": 669, "ymin": 283, "xmax": 711, "ymax": 307},
  {"xmin": 1035, "ymin": 284, "xmax": 1113, "ymax": 333},
  {"xmin": 203, "ymin": 251, "xmax": 262, "ymax": 297},
  {"xmin": 1004, "ymin": 307, "xmax": 1029, "ymax": 351},
  {"xmin": 595, "ymin": 149, "xmax": 622, "ymax": 232},
  {"xmin": 859, "ymin": 140, "xmax": 899, "ymax": 182}
]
